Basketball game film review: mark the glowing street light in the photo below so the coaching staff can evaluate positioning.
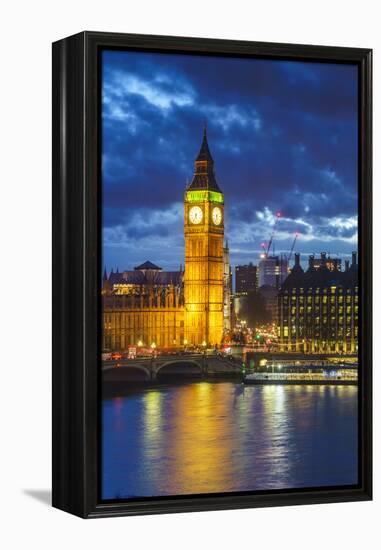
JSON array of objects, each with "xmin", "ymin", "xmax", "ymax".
[
  {"xmin": 137, "ymin": 340, "xmax": 143, "ymax": 347},
  {"xmin": 202, "ymin": 340, "xmax": 207, "ymax": 347},
  {"xmin": 183, "ymin": 338, "xmax": 188, "ymax": 346},
  {"xmin": 151, "ymin": 342, "xmax": 156, "ymax": 350}
]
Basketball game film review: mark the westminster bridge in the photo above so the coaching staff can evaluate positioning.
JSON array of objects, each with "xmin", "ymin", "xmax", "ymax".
[
  {"xmin": 102, "ymin": 353, "xmax": 244, "ymax": 383},
  {"xmin": 102, "ymin": 350, "xmax": 358, "ymax": 383}
]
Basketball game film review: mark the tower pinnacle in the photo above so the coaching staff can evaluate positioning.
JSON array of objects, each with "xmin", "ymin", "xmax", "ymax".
[
  {"xmin": 195, "ymin": 125, "xmax": 213, "ymax": 163},
  {"xmin": 187, "ymin": 127, "xmax": 221, "ymax": 192}
]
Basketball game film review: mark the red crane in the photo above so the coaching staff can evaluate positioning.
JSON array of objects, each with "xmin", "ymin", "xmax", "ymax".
[
  {"xmin": 288, "ymin": 232, "xmax": 299, "ymax": 261},
  {"xmin": 264, "ymin": 211, "xmax": 281, "ymax": 258}
]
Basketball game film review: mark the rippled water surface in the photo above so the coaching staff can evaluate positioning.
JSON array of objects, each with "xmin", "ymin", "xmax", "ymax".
[{"xmin": 102, "ymin": 382, "xmax": 358, "ymax": 499}]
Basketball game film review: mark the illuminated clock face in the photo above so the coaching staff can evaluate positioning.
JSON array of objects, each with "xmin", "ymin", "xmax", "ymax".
[
  {"xmin": 189, "ymin": 206, "xmax": 203, "ymax": 224},
  {"xmin": 212, "ymin": 206, "xmax": 222, "ymax": 226}
]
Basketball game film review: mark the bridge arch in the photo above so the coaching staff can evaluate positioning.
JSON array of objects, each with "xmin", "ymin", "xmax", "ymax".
[
  {"xmin": 154, "ymin": 359, "xmax": 203, "ymax": 379},
  {"xmin": 102, "ymin": 364, "xmax": 151, "ymax": 382}
]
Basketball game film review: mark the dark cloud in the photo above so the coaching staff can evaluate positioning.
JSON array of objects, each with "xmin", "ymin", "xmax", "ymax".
[{"xmin": 102, "ymin": 50, "xmax": 358, "ymax": 271}]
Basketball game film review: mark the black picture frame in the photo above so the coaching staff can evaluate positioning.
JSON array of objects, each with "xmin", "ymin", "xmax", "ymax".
[{"xmin": 52, "ymin": 31, "xmax": 372, "ymax": 518}]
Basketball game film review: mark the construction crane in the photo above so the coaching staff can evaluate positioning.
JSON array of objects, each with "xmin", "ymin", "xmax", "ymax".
[
  {"xmin": 264, "ymin": 211, "xmax": 281, "ymax": 258},
  {"xmin": 288, "ymin": 232, "xmax": 299, "ymax": 261}
]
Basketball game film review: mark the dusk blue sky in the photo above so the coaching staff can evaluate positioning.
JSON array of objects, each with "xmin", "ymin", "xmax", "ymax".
[{"xmin": 102, "ymin": 50, "xmax": 358, "ymax": 272}]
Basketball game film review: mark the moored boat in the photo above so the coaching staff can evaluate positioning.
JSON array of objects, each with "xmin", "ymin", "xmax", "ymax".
[{"xmin": 244, "ymin": 364, "xmax": 358, "ymax": 385}]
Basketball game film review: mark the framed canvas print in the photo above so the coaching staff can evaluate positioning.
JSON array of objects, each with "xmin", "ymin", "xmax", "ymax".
[{"xmin": 52, "ymin": 32, "xmax": 372, "ymax": 518}]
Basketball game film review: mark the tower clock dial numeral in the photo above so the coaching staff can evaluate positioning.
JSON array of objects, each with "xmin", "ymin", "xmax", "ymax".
[
  {"xmin": 189, "ymin": 206, "xmax": 203, "ymax": 224},
  {"xmin": 212, "ymin": 206, "xmax": 222, "ymax": 226}
]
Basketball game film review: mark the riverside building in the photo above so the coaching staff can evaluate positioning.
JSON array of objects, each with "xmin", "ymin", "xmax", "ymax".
[{"xmin": 278, "ymin": 252, "xmax": 358, "ymax": 354}]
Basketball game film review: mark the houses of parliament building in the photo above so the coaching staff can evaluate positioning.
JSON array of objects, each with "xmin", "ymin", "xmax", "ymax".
[{"xmin": 102, "ymin": 130, "xmax": 231, "ymax": 351}]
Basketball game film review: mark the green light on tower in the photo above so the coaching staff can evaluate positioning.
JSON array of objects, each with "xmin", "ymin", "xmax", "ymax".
[{"xmin": 186, "ymin": 190, "xmax": 223, "ymax": 204}]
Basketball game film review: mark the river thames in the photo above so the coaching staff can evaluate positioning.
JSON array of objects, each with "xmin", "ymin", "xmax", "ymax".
[{"xmin": 102, "ymin": 381, "xmax": 358, "ymax": 500}]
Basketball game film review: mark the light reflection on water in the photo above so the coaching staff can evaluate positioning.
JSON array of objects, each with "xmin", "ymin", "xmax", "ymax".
[{"xmin": 102, "ymin": 382, "xmax": 358, "ymax": 500}]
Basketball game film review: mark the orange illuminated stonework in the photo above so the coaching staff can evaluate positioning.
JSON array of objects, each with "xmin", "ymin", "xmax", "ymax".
[
  {"xmin": 184, "ymin": 129, "xmax": 225, "ymax": 346},
  {"xmin": 102, "ymin": 129, "xmax": 228, "ymax": 350}
]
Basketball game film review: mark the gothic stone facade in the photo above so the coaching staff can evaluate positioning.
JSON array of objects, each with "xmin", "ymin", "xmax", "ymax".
[
  {"xmin": 102, "ymin": 263, "xmax": 185, "ymax": 350},
  {"xmin": 102, "ymin": 130, "xmax": 229, "ymax": 350}
]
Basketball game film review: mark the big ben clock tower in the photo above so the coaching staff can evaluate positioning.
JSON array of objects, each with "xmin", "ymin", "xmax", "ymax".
[{"xmin": 184, "ymin": 128, "xmax": 224, "ymax": 346}]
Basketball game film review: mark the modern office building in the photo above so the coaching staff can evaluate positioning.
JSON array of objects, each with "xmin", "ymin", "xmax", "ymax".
[
  {"xmin": 258, "ymin": 285, "xmax": 279, "ymax": 323},
  {"xmin": 258, "ymin": 254, "xmax": 288, "ymax": 288},
  {"xmin": 235, "ymin": 262, "xmax": 258, "ymax": 294}
]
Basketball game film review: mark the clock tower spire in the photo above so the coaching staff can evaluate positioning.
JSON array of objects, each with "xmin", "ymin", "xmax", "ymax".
[
  {"xmin": 184, "ymin": 128, "xmax": 224, "ymax": 346},
  {"xmin": 188, "ymin": 126, "xmax": 221, "ymax": 192}
]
